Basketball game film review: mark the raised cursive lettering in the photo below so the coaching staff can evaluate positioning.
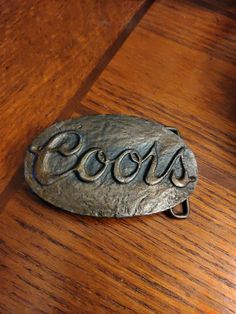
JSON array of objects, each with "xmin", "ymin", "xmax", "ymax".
[{"xmin": 30, "ymin": 131, "xmax": 196, "ymax": 187}]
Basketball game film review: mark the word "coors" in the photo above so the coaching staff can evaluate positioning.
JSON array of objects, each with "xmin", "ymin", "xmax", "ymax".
[{"xmin": 30, "ymin": 130, "xmax": 196, "ymax": 188}]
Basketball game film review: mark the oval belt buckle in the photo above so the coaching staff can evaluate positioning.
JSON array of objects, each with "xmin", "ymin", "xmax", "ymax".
[{"xmin": 24, "ymin": 115, "xmax": 198, "ymax": 219}]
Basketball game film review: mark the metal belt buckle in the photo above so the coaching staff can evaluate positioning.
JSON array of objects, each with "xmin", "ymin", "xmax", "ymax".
[{"xmin": 25, "ymin": 115, "xmax": 198, "ymax": 219}]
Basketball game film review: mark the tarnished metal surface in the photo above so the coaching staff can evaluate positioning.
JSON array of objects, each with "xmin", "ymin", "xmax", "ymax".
[{"xmin": 24, "ymin": 115, "xmax": 198, "ymax": 217}]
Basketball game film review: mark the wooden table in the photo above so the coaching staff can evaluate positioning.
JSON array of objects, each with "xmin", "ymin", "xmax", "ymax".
[{"xmin": 0, "ymin": 1, "xmax": 235, "ymax": 313}]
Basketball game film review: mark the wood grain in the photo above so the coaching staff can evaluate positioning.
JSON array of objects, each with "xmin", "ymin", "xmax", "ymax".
[
  {"xmin": 0, "ymin": 0, "xmax": 146, "ymax": 194},
  {"xmin": 0, "ymin": 0, "xmax": 236, "ymax": 313}
]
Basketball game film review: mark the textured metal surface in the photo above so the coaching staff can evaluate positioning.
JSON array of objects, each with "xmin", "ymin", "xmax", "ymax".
[{"xmin": 24, "ymin": 115, "xmax": 198, "ymax": 217}]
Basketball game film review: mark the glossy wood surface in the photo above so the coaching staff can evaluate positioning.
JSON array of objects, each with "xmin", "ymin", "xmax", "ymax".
[
  {"xmin": 0, "ymin": 1, "xmax": 236, "ymax": 313},
  {"xmin": 0, "ymin": 0, "xmax": 145, "ymax": 193}
]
